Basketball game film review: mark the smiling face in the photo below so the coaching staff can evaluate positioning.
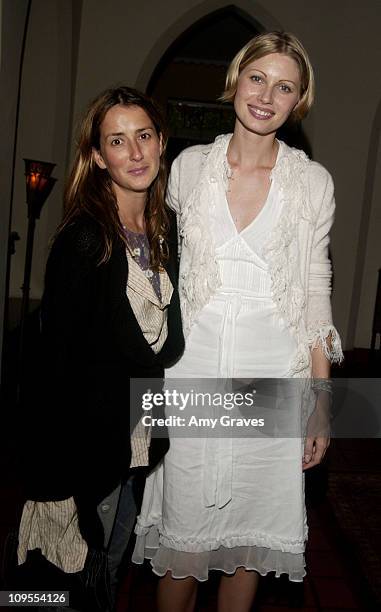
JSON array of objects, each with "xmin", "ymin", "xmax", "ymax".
[
  {"xmin": 234, "ymin": 52, "xmax": 301, "ymax": 136},
  {"xmin": 92, "ymin": 104, "xmax": 162, "ymax": 201}
]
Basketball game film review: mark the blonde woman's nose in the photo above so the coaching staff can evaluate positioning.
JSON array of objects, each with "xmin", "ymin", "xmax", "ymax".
[{"xmin": 258, "ymin": 85, "xmax": 273, "ymax": 104}]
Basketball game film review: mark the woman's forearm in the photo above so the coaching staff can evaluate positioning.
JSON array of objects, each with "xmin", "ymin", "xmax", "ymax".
[{"xmin": 311, "ymin": 343, "xmax": 331, "ymax": 379}]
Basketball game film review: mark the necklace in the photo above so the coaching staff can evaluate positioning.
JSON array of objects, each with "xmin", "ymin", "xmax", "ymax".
[{"xmin": 124, "ymin": 228, "xmax": 162, "ymax": 300}]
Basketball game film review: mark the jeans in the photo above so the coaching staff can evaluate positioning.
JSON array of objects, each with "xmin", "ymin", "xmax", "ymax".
[{"xmin": 97, "ymin": 474, "xmax": 138, "ymax": 601}]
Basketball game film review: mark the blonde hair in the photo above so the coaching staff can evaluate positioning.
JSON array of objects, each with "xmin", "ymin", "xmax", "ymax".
[{"xmin": 221, "ymin": 31, "xmax": 315, "ymax": 121}]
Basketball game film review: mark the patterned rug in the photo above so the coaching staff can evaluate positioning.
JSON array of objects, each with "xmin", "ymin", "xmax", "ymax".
[{"xmin": 327, "ymin": 471, "xmax": 381, "ymax": 606}]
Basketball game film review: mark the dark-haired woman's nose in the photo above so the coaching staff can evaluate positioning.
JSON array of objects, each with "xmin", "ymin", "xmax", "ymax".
[{"xmin": 129, "ymin": 143, "xmax": 144, "ymax": 161}]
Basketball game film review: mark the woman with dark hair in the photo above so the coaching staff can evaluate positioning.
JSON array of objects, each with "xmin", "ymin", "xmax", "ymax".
[
  {"xmin": 133, "ymin": 32, "xmax": 343, "ymax": 612},
  {"xmin": 17, "ymin": 86, "xmax": 184, "ymax": 611}
]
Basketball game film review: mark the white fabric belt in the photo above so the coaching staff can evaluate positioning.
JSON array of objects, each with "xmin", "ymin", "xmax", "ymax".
[
  {"xmin": 202, "ymin": 437, "xmax": 233, "ymax": 510},
  {"xmin": 202, "ymin": 290, "xmax": 270, "ymax": 510},
  {"xmin": 215, "ymin": 290, "xmax": 272, "ymax": 379},
  {"xmin": 218, "ymin": 293, "xmax": 241, "ymax": 380}
]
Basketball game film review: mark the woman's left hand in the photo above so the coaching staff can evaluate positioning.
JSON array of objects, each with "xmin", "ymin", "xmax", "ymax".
[
  {"xmin": 304, "ymin": 344, "xmax": 332, "ymax": 470},
  {"xmin": 302, "ymin": 434, "xmax": 330, "ymax": 470},
  {"xmin": 303, "ymin": 388, "xmax": 331, "ymax": 470}
]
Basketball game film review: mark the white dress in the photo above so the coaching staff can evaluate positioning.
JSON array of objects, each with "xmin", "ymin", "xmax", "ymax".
[{"xmin": 133, "ymin": 142, "xmax": 308, "ymax": 582}]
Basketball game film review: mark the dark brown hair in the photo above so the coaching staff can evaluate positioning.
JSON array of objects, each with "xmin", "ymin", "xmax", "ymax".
[{"xmin": 57, "ymin": 86, "xmax": 169, "ymax": 269}]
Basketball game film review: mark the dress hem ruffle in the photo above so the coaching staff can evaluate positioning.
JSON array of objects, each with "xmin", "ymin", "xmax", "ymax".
[{"xmin": 132, "ymin": 527, "xmax": 307, "ymax": 583}]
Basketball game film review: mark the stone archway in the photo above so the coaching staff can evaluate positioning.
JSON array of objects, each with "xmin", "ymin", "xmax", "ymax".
[
  {"xmin": 135, "ymin": 0, "xmax": 282, "ymax": 93},
  {"xmin": 147, "ymin": 5, "xmax": 264, "ymax": 159},
  {"xmin": 139, "ymin": 2, "xmax": 281, "ymax": 161}
]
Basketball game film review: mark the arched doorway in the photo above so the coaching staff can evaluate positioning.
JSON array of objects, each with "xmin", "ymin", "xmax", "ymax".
[{"xmin": 147, "ymin": 6, "xmax": 261, "ymax": 161}]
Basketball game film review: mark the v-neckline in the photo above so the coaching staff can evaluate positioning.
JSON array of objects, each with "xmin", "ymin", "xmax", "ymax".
[
  {"xmin": 224, "ymin": 176, "xmax": 275, "ymax": 237},
  {"xmin": 224, "ymin": 140, "xmax": 281, "ymax": 237}
]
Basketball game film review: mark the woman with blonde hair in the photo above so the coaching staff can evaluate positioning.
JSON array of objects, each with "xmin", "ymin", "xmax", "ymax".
[
  {"xmin": 133, "ymin": 31, "xmax": 343, "ymax": 612},
  {"xmin": 17, "ymin": 86, "xmax": 184, "ymax": 611}
]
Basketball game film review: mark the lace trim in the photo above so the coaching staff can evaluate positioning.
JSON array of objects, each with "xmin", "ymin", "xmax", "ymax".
[
  {"xmin": 308, "ymin": 323, "xmax": 344, "ymax": 364},
  {"xmin": 134, "ymin": 523, "xmax": 305, "ymax": 554},
  {"xmin": 261, "ymin": 147, "xmax": 323, "ymax": 376},
  {"xmin": 178, "ymin": 136, "xmax": 227, "ymax": 336}
]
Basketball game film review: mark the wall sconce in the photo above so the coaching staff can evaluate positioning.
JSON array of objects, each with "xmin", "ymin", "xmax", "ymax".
[
  {"xmin": 18, "ymin": 159, "xmax": 57, "ymax": 396},
  {"xmin": 21, "ymin": 158, "xmax": 56, "ymax": 315},
  {"xmin": 24, "ymin": 158, "xmax": 56, "ymax": 218}
]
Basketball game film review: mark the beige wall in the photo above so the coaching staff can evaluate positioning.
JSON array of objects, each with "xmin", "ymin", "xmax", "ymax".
[
  {"xmin": 9, "ymin": 0, "xmax": 75, "ymax": 302},
  {"xmin": 0, "ymin": 0, "xmax": 30, "ymax": 375},
  {"xmin": 8, "ymin": 0, "xmax": 381, "ymax": 349},
  {"xmin": 354, "ymin": 103, "xmax": 381, "ymax": 348},
  {"xmin": 0, "ymin": 0, "xmax": 2, "ymax": 65}
]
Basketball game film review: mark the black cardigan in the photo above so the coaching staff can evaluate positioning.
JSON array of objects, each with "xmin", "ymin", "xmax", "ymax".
[{"xmin": 21, "ymin": 210, "xmax": 184, "ymax": 545}]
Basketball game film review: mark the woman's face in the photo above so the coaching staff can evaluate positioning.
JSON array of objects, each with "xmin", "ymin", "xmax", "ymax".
[
  {"xmin": 93, "ymin": 104, "xmax": 162, "ymax": 200},
  {"xmin": 234, "ymin": 52, "xmax": 301, "ymax": 135}
]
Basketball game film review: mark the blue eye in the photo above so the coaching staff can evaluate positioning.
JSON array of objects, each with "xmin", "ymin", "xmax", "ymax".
[{"xmin": 250, "ymin": 75, "xmax": 263, "ymax": 83}]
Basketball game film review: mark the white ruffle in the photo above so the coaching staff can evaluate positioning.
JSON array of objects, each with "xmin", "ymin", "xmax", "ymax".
[
  {"xmin": 308, "ymin": 322, "xmax": 344, "ymax": 364},
  {"xmin": 132, "ymin": 527, "xmax": 306, "ymax": 582},
  {"xmin": 262, "ymin": 148, "xmax": 312, "ymax": 330},
  {"xmin": 178, "ymin": 136, "xmax": 227, "ymax": 337},
  {"xmin": 262, "ymin": 147, "xmax": 317, "ymax": 376}
]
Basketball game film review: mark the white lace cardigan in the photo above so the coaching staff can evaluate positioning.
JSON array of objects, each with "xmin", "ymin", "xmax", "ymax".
[{"xmin": 166, "ymin": 134, "xmax": 343, "ymax": 377}]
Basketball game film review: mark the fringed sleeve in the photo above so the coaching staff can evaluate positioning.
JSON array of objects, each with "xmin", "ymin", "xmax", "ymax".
[{"xmin": 306, "ymin": 169, "xmax": 344, "ymax": 364}]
